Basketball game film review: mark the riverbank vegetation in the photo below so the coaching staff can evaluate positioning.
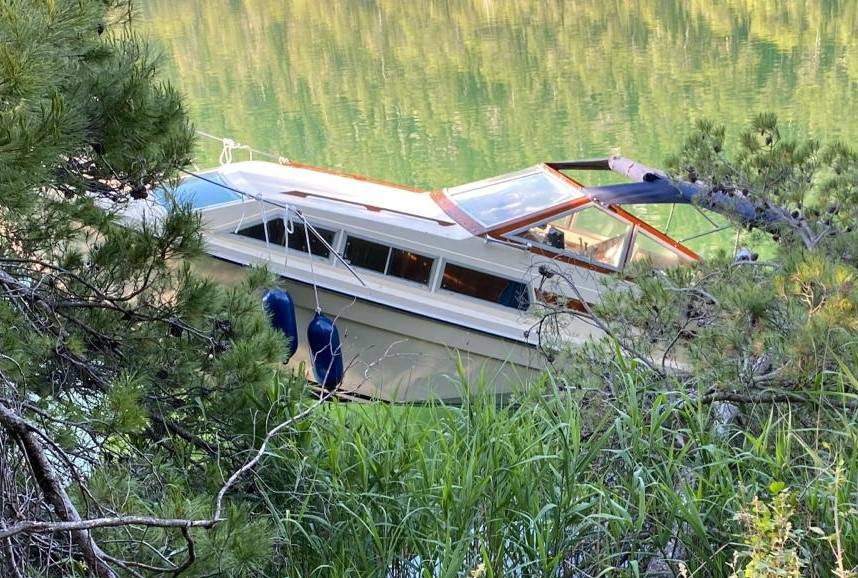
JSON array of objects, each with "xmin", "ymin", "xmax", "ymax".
[{"xmin": 2, "ymin": 1, "xmax": 857, "ymax": 576}]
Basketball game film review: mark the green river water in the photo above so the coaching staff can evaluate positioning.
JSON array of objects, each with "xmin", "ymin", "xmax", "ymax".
[{"xmin": 142, "ymin": 0, "xmax": 858, "ymax": 256}]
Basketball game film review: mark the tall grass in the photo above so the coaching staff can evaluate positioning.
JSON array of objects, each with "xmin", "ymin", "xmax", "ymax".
[{"xmin": 258, "ymin": 361, "xmax": 858, "ymax": 577}]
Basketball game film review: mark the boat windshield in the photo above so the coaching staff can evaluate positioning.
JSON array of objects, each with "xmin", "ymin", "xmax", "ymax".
[
  {"xmin": 507, "ymin": 204, "xmax": 695, "ymax": 270},
  {"xmin": 445, "ymin": 167, "xmax": 582, "ymax": 228},
  {"xmin": 508, "ymin": 205, "xmax": 632, "ymax": 268}
]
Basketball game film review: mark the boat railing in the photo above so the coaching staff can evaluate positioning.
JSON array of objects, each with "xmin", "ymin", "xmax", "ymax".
[{"xmin": 281, "ymin": 190, "xmax": 456, "ymax": 227}]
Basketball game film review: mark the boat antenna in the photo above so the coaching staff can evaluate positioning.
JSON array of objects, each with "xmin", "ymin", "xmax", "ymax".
[{"xmin": 177, "ymin": 167, "xmax": 367, "ymax": 287}]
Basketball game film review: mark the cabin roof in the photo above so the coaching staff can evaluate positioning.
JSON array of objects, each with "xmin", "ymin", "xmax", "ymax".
[
  {"xmin": 163, "ymin": 161, "xmax": 459, "ymax": 230},
  {"xmin": 164, "ymin": 157, "xmax": 711, "ymax": 254},
  {"xmin": 219, "ymin": 161, "xmax": 449, "ymax": 220}
]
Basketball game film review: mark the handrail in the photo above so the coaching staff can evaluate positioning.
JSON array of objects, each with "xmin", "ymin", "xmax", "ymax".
[{"xmin": 281, "ymin": 190, "xmax": 456, "ymax": 227}]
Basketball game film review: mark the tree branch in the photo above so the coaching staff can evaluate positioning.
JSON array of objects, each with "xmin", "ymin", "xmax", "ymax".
[
  {"xmin": 0, "ymin": 401, "xmax": 117, "ymax": 578},
  {"xmin": 0, "ymin": 516, "xmax": 215, "ymax": 541},
  {"xmin": 0, "ymin": 387, "xmax": 337, "ymax": 573},
  {"xmin": 701, "ymin": 390, "xmax": 858, "ymax": 410},
  {"xmin": 149, "ymin": 412, "xmax": 219, "ymax": 457}
]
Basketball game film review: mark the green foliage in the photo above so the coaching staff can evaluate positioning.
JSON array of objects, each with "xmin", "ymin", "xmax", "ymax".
[
  {"xmin": 536, "ymin": 116, "xmax": 858, "ymax": 576},
  {"xmin": 0, "ymin": 2, "xmax": 297, "ymax": 575},
  {"xmin": 3, "ymin": 2, "xmax": 857, "ymax": 575},
  {"xmin": 730, "ymin": 492, "xmax": 805, "ymax": 578},
  {"xmin": 667, "ymin": 114, "xmax": 858, "ymax": 253},
  {"xmin": 585, "ymin": 118, "xmax": 858, "ymax": 409},
  {"xmin": 235, "ymin": 366, "xmax": 858, "ymax": 577},
  {"xmin": 97, "ymin": 371, "xmax": 150, "ymax": 435}
]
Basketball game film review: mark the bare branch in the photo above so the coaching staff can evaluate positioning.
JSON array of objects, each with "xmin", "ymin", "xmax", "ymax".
[
  {"xmin": 212, "ymin": 386, "xmax": 337, "ymax": 521},
  {"xmin": 0, "ymin": 401, "xmax": 117, "ymax": 578},
  {"xmin": 0, "ymin": 516, "xmax": 214, "ymax": 541},
  {"xmin": 0, "ymin": 386, "xmax": 335, "ymax": 577}
]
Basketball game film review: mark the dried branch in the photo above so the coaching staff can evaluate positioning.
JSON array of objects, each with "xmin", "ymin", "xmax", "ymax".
[
  {"xmin": 212, "ymin": 386, "xmax": 337, "ymax": 521},
  {"xmin": 0, "ymin": 386, "xmax": 336, "ymax": 574},
  {"xmin": 0, "ymin": 401, "xmax": 117, "ymax": 578},
  {"xmin": 0, "ymin": 514, "xmax": 218, "ymax": 541}
]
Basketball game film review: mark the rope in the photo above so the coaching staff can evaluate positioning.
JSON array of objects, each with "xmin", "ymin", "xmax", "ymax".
[
  {"xmin": 258, "ymin": 198, "xmax": 272, "ymax": 260},
  {"xmin": 197, "ymin": 131, "xmax": 289, "ymax": 165},
  {"xmin": 219, "ymin": 138, "xmax": 248, "ymax": 165},
  {"xmin": 232, "ymin": 200, "xmax": 249, "ymax": 234},
  {"xmin": 282, "ymin": 209, "xmax": 293, "ymax": 277},
  {"xmin": 302, "ymin": 209, "xmax": 322, "ymax": 313}
]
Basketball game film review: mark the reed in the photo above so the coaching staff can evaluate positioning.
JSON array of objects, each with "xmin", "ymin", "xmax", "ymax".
[{"xmin": 252, "ymin": 358, "xmax": 858, "ymax": 577}]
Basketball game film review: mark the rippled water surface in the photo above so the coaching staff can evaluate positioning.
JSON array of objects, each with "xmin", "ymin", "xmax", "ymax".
[{"xmin": 143, "ymin": 0, "xmax": 858, "ymax": 254}]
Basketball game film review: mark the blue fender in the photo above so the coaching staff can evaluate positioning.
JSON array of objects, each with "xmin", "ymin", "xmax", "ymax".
[
  {"xmin": 307, "ymin": 311, "xmax": 344, "ymax": 389},
  {"xmin": 262, "ymin": 288, "xmax": 298, "ymax": 360}
]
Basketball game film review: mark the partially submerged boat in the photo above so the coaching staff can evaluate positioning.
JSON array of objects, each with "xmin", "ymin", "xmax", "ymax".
[{"xmin": 127, "ymin": 155, "xmax": 713, "ymax": 402}]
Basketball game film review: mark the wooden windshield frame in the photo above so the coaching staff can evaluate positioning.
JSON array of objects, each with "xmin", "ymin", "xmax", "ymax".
[{"xmin": 431, "ymin": 162, "xmax": 700, "ymax": 264}]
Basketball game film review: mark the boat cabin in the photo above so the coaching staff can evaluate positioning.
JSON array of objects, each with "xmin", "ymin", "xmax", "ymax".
[{"xmin": 149, "ymin": 156, "xmax": 703, "ymax": 290}]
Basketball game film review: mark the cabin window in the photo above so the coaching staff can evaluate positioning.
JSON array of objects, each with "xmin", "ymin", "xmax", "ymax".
[
  {"xmin": 344, "ymin": 237, "xmax": 389, "ymax": 272},
  {"xmin": 236, "ymin": 219, "xmax": 336, "ymax": 258},
  {"xmin": 387, "ymin": 248, "xmax": 434, "ymax": 285},
  {"xmin": 440, "ymin": 263, "xmax": 530, "ymax": 310},
  {"xmin": 235, "ymin": 218, "xmax": 286, "ymax": 246},
  {"xmin": 627, "ymin": 232, "xmax": 687, "ymax": 269},
  {"xmin": 288, "ymin": 222, "xmax": 336, "ymax": 258},
  {"xmin": 344, "ymin": 236, "xmax": 435, "ymax": 285},
  {"xmin": 512, "ymin": 205, "xmax": 631, "ymax": 268}
]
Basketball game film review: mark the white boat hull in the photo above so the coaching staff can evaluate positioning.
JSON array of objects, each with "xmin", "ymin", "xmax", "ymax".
[{"xmin": 198, "ymin": 256, "xmax": 548, "ymax": 402}]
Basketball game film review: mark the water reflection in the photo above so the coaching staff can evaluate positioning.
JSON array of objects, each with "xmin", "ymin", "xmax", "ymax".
[{"xmin": 142, "ymin": 0, "xmax": 857, "ymax": 255}]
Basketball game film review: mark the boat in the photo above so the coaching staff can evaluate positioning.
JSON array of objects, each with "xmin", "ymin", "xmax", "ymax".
[{"xmin": 124, "ymin": 155, "xmax": 715, "ymax": 402}]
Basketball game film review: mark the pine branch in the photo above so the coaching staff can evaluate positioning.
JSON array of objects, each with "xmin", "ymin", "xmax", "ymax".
[
  {"xmin": 149, "ymin": 413, "xmax": 219, "ymax": 457},
  {"xmin": 701, "ymin": 390, "xmax": 858, "ymax": 410}
]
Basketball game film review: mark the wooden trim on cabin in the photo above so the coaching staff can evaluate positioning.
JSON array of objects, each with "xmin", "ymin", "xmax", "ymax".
[
  {"xmin": 429, "ymin": 167, "xmax": 699, "ymax": 272},
  {"xmin": 430, "ymin": 165, "xmax": 591, "ymax": 236},
  {"xmin": 282, "ymin": 190, "xmax": 456, "ymax": 227},
  {"xmin": 608, "ymin": 206, "xmax": 701, "ymax": 261},
  {"xmin": 489, "ymin": 196, "xmax": 592, "ymax": 236},
  {"xmin": 287, "ymin": 161, "xmax": 426, "ymax": 193},
  {"xmin": 521, "ymin": 244, "xmax": 618, "ymax": 275},
  {"xmin": 430, "ymin": 190, "xmax": 487, "ymax": 235}
]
